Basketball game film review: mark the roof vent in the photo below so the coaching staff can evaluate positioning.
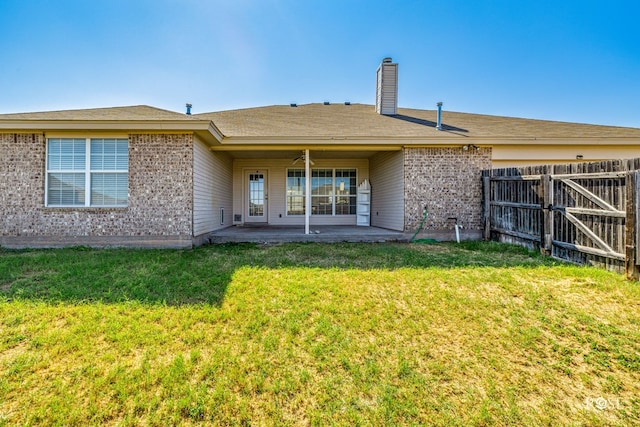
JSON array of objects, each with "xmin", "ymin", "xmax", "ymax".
[
  {"xmin": 290, "ymin": 103, "xmax": 297, "ymax": 107},
  {"xmin": 436, "ymin": 102, "xmax": 443, "ymax": 131},
  {"xmin": 324, "ymin": 101, "xmax": 330, "ymax": 105},
  {"xmin": 344, "ymin": 101, "xmax": 351, "ymax": 106},
  {"xmin": 185, "ymin": 103, "xmax": 192, "ymax": 115}
]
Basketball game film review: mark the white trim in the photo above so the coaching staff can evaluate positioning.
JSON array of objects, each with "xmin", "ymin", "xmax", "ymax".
[
  {"xmin": 244, "ymin": 168, "xmax": 268, "ymax": 223},
  {"xmin": 305, "ymin": 149, "xmax": 310, "ymax": 234},
  {"xmin": 285, "ymin": 167, "xmax": 359, "ymax": 219},
  {"xmin": 84, "ymin": 138, "xmax": 91, "ymax": 207},
  {"xmin": 285, "ymin": 168, "xmax": 306, "ymax": 217},
  {"xmin": 45, "ymin": 137, "xmax": 129, "ymax": 208}
]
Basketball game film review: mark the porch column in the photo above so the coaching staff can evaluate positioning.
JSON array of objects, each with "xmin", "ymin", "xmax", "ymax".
[{"xmin": 305, "ymin": 148, "xmax": 310, "ymax": 234}]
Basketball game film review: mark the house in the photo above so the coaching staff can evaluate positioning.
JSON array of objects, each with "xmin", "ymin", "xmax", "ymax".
[{"xmin": 2, "ymin": 58, "xmax": 640, "ymax": 248}]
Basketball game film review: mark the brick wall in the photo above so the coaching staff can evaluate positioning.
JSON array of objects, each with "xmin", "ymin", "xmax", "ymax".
[
  {"xmin": 0, "ymin": 133, "xmax": 194, "ymax": 248},
  {"xmin": 403, "ymin": 147, "xmax": 492, "ymax": 237}
]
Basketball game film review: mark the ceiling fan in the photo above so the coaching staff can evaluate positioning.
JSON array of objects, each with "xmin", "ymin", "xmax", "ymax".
[{"xmin": 292, "ymin": 151, "xmax": 314, "ymax": 165}]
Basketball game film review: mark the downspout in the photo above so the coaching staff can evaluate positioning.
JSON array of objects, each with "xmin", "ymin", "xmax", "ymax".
[{"xmin": 305, "ymin": 148, "xmax": 310, "ymax": 234}]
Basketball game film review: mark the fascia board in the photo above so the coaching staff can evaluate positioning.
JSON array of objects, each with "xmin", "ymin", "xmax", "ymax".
[{"xmin": 0, "ymin": 119, "xmax": 213, "ymax": 131}]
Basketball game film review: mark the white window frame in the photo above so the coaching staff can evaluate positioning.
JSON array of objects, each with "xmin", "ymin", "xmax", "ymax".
[
  {"xmin": 285, "ymin": 168, "xmax": 306, "ymax": 216},
  {"xmin": 285, "ymin": 168, "xmax": 358, "ymax": 216},
  {"xmin": 334, "ymin": 168, "xmax": 358, "ymax": 216},
  {"xmin": 45, "ymin": 137, "xmax": 129, "ymax": 208}
]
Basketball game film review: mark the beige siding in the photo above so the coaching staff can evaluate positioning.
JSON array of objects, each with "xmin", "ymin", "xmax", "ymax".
[
  {"xmin": 232, "ymin": 158, "xmax": 369, "ymax": 226},
  {"xmin": 491, "ymin": 144, "xmax": 640, "ymax": 167},
  {"xmin": 193, "ymin": 137, "xmax": 233, "ymax": 237},
  {"xmin": 375, "ymin": 62, "xmax": 398, "ymax": 115},
  {"xmin": 370, "ymin": 151, "xmax": 405, "ymax": 231}
]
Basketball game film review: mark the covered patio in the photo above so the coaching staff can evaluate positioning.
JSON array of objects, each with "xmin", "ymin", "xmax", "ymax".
[{"xmin": 208, "ymin": 225, "xmax": 407, "ymax": 244}]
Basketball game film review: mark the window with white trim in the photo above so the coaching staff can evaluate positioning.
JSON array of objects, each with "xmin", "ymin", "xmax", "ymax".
[
  {"xmin": 46, "ymin": 138, "xmax": 129, "ymax": 207},
  {"xmin": 286, "ymin": 168, "xmax": 357, "ymax": 216},
  {"xmin": 286, "ymin": 169, "xmax": 305, "ymax": 215},
  {"xmin": 312, "ymin": 169, "xmax": 333, "ymax": 215},
  {"xmin": 334, "ymin": 169, "xmax": 357, "ymax": 215}
]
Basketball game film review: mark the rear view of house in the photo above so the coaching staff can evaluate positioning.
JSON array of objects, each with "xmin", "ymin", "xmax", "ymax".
[{"xmin": 2, "ymin": 59, "xmax": 640, "ymax": 248}]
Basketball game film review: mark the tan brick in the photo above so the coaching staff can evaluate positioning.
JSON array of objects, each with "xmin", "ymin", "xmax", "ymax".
[
  {"xmin": 403, "ymin": 147, "xmax": 492, "ymax": 233},
  {"xmin": 0, "ymin": 133, "xmax": 194, "ymax": 247}
]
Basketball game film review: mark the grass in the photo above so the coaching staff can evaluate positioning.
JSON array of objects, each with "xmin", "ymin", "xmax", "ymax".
[{"xmin": 0, "ymin": 241, "xmax": 639, "ymax": 426}]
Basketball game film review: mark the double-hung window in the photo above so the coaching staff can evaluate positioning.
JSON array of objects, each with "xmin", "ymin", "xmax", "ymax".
[{"xmin": 46, "ymin": 138, "xmax": 129, "ymax": 207}]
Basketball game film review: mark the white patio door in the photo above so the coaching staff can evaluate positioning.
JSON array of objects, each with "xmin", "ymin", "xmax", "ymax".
[{"xmin": 246, "ymin": 170, "xmax": 268, "ymax": 223}]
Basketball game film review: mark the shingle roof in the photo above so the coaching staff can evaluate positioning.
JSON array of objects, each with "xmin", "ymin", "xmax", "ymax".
[
  {"xmin": 0, "ymin": 105, "xmax": 194, "ymax": 121},
  {"xmin": 1, "ymin": 103, "xmax": 639, "ymax": 140},
  {"xmin": 195, "ymin": 103, "xmax": 640, "ymax": 139}
]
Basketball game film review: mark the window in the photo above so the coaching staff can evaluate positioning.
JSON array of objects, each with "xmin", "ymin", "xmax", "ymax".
[
  {"xmin": 286, "ymin": 169, "xmax": 305, "ymax": 215},
  {"xmin": 46, "ymin": 138, "xmax": 128, "ymax": 207},
  {"xmin": 335, "ymin": 169, "xmax": 357, "ymax": 215},
  {"xmin": 312, "ymin": 169, "xmax": 333, "ymax": 215},
  {"xmin": 286, "ymin": 168, "xmax": 357, "ymax": 216}
]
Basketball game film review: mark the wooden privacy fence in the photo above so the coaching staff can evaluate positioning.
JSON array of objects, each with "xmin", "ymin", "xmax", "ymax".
[{"xmin": 482, "ymin": 159, "xmax": 640, "ymax": 279}]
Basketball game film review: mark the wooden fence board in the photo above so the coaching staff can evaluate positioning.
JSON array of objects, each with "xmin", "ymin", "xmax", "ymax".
[{"xmin": 483, "ymin": 158, "xmax": 640, "ymax": 277}]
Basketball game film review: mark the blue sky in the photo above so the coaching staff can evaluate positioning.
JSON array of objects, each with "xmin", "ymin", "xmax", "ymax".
[{"xmin": 1, "ymin": 0, "xmax": 638, "ymax": 126}]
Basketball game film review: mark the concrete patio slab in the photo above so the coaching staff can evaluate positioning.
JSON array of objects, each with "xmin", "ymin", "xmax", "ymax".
[{"xmin": 208, "ymin": 225, "xmax": 408, "ymax": 244}]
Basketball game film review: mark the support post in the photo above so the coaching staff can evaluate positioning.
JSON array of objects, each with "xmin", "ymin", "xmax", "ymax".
[
  {"xmin": 305, "ymin": 149, "xmax": 310, "ymax": 235},
  {"xmin": 542, "ymin": 174, "xmax": 553, "ymax": 256},
  {"xmin": 482, "ymin": 175, "xmax": 491, "ymax": 240},
  {"xmin": 625, "ymin": 171, "xmax": 640, "ymax": 280}
]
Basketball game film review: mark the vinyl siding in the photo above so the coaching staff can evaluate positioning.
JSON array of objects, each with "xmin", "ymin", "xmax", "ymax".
[
  {"xmin": 370, "ymin": 150, "xmax": 404, "ymax": 231},
  {"xmin": 232, "ymin": 158, "xmax": 369, "ymax": 226},
  {"xmin": 193, "ymin": 137, "xmax": 232, "ymax": 236},
  {"xmin": 375, "ymin": 63, "xmax": 398, "ymax": 115}
]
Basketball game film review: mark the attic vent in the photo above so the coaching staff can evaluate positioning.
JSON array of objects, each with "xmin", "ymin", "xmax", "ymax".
[
  {"xmin": 324, "ymin": 101, "xmax": 330, "ymax": 105},
  {"xmin": 290, "ymin": 103, "xmax": 297, "ymax": 107},
  {"xmin": 344, "ymin": 101, "xmax": 351, "ymax": 105}
]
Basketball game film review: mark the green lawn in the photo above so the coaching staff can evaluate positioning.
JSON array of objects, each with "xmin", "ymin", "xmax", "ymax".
[{"xmin": 0, "ymin": 242, "xmax": 638, "ymax": 426}]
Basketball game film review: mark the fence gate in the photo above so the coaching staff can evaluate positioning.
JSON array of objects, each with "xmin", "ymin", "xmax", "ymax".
[
  {"xmin": 483, "ymin": 160, "xmax": 640, "ymax": 278},
  {"xmin": 543, "ymin": 172, "xmax": 627, "ymax": 269}
]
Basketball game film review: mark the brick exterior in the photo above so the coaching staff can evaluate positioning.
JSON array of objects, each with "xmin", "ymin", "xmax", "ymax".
[
  {"xmin": 403, "ymin": 147, "xmax": 492, "ymax": 237},
  {"xmin": 0, "ymin": 133, "xmax": 194, "ymax": 248}
]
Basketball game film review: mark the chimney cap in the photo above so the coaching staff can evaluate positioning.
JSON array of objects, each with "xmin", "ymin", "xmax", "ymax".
[{"xmin": 382, "ymin": 57, "xmax": 393, "ymax": 63}]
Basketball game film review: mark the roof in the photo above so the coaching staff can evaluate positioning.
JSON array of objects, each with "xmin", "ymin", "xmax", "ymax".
[
  {"xmin": 195, "ymin": 103, "xmax": 640, "ymax": 139},
  {"xmin": 1, "ymin": 103, "xmax": 639, "ymax": 141},
  {"xmin": 0, "ymin": 105, "xmax": 195, "ymax": 121}
]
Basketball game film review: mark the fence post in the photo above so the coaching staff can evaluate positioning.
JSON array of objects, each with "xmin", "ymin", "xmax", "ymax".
[
  {"xmin": 625, "ymin": 171, "xmax": 640, "ymax": 280},
  {"xmin": 541, "ymin": 174, "xmax": 553, "ymax": 256},
  {"xmin": 482, "ymin": 175, "xmax": 491, "ymax": 240}
]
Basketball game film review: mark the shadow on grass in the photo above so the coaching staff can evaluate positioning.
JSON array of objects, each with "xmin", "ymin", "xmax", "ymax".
[{"xmin": 0, "ymin": 241, "xmax": 564, "ymax": 307}]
